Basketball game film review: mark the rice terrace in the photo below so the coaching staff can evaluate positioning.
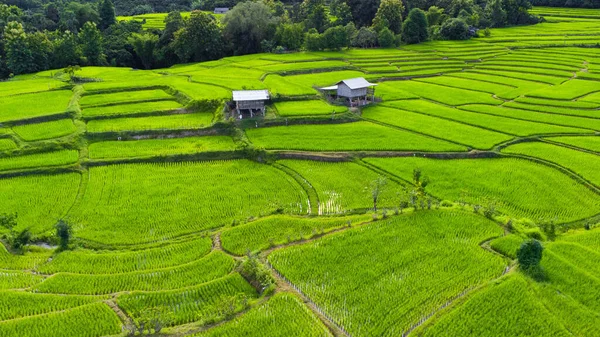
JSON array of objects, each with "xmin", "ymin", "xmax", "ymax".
[{"xmin": 0, "ymin": 0, "xmax": 600, "ymax": 336}]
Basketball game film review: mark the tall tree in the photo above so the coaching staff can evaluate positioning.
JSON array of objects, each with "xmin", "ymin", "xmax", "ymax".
[
  {"xmin": 402, "ymin": 8, "xmax": 429, "ymax": 44},
  {"xmin": 128, "ymin": 32, "xmax": 158, "ymax": 69},
  {"xmin": 3, "ymin": 21, "xmax": 33, "ymax": 74},
  {"xmin": 173, "ymin": 11, "xmax": 223, "ymax": 62},
  {"xmin": 305, "ymin": 4, "xmax": 328, "ymax": 32},
  {"xmin": 346, "ymin": 0, "xmax": 380, "ymax": 27},
  {"xmin": 222, "ymin": 2, "xmax": 277, "ymax": 55},
  {"xmin": 79, "ymin": 21, "xmax": 105, "ymax": 65},
  {"xmin": 275, "ymin": 23, "xmax": 305, "ymax": 50},
  {"xmin": 98, "ymin": 0, "xmax": 116, "ymax": 30},
  {"xmin": 426, "ymin": 6, "xmax": 446, "ymax": 26},
  {"xmin": 322, "ymin": 25, "xmax": 348, "ymax": 50},
  {"xmin": 372, "ymin": 0, "xmax": 404, "ymax": 34},
  {"xmin": 487, "ymin": 0, "xmax": 507, "ymax": 27}
]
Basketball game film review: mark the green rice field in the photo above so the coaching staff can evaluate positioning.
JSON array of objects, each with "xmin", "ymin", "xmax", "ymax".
[{"xmin": 1, "ymin": 7, "xmax": 600, "ymax": 336}]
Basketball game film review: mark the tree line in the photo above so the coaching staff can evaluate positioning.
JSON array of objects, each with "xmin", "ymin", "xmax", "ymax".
[{"xmin": 0, "ymin": 0, "xmax": 539, "ymax": 78}]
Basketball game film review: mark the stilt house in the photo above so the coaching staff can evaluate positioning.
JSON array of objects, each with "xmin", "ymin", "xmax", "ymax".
[
  {"xmin": 232, "ymin": 90, "xmax": 270, "ymax": 118},
  {"xmin": 320, "ymin": 77, "xmax": 377, "ymax": 107}
]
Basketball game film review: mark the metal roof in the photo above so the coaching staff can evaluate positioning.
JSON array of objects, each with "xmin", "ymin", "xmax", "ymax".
[
  {"xmin": 337, "ymin": 77, "xmax": 377, "ymax": 89},
  {"xmin": 232, "ymin": 90, "xmax": 270, "ymax": 101},
  {"xmin": 321, "ymin": 85, "xmax": 339, "ymax": 91}
]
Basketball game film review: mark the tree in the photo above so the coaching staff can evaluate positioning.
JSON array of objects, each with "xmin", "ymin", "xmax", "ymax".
[
  {"xmin": 402, "ymin": 8, "xmax": 429, "ymax": 44},
  {"xmin": 173, "ymin": 11, "xmax": 223, "ymax": 62},
  {"xmin": 322, "ymin": 26, "xmax": 348, "ymax": 50},
  {"xmin": 369, "ymin": 176, "xmax": 388, "ymax": 212},
  {"xmin": 517, "ymin": 239, "xmax": 543, "ymax": 270},
  {"xmin": 27, "ymin": 31, "xmax": 52, "ymax": 72},
  {"xmin": 0, "ymin": 213, "xmax": 30, "ymax": 253},
  {"xmin": 378, "ymin": 27, "xmax": 396, "ymax": 47},
  {"xmin": 0, "ymin": 213, "xmax": 17, "ymax": 232},
  {"xmin": 12, "ymin": 229, "xmax": 31, "ymax": 251},
  {"xmin": 45, "ymin": 3, "xmax": 60, "ymax": 23},
  {"xmin": 426, "ymin": 6, "xmax": 446, "ymax": 26},
  {"xmin": 275, "ymin": 23, "xmax": 305, "ymax": 50},
  {"xmin": 352, "ymin": 26, "xmax": 377, "ymax": 48},
  {"xmin": 305, "ymin": 4, "xmax": 328, "ymax": 32},
  {"xmin": 223, "ymin": 2, "xmax": 277, "ymax": 55},
  {"xmin": 99, "ymin": 0, "xmax": 116, "ymax": 30},
  {"xmin": 65, "ymin": 2, "xmax": 100, "ymax": 31},
  {"xmin": 346, "ymin": 0, "xmax": 380, "ymax": 27},
  {"xmin": 52, "ymin": 30, "xmax": 82, "ymax": 68},
  {"xmin": 487, "ymin": 0, "xmax": 507, "ymax": 27},
  {"xmin": 304, "ymin": 29, "xmax": 324, "ymax": 51},
  {"xmin": 128, "ymin": 32, "xmax": 158, "ymax": 69},
  {"xmin": 449, "ymin": 0, "xmax": 476, "ymax": 17},
  {"xmin": 55, "ymin": 220, "xmax": 72, "ymax": 250},
  {"xmin": 79, "ymin": 22, "xmax": 105, "ymax": 65},
  {"xmin": 334, "ymin": 2, "xmax": 353, "ymax": 26},
  {"xmin": 159, "ymin": 11, "xmax": 184, "ymax": 47},
  {"xmin": 439, "ymin": 18, "xmax": 470, "ymax": 40},
  {"xmin": 3, "ymin": 21, "xmax": 34, "ymax": 74},
  {"xmin": 63, "ymin": 65, "xmax": 81, "ymax": 80},
  {"xmin": 373, "ymin": 0, "xmax": 404, "ymax": 34}
]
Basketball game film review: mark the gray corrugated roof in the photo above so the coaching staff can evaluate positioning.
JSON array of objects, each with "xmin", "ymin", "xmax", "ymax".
[
  {"xmin": 321, "ymin": 85, "xmax": 339, "ymax": 91},
  {"xmin": 232, "ymin": 90, "xmax": 270, "ymax": 101},
  {"xmin": 337, "ymin": 77, "xmax": 377, "ymax": 89}
]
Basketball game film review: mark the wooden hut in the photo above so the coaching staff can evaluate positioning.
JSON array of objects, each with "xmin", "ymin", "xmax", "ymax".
[
  {"xmin": 214, "ymin": 7, "xmax": 229, "ymax": 14},
  {"xmin": 232, "ymin": 90, "xmax": 270, "ymax": 118},
  {"xmin": 320, "ymin": 77, "xmax": 377, "ymax": 107}
]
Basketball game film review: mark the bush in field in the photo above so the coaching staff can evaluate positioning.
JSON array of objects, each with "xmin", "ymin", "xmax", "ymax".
[
  {"xmin": 402, "ymin": 8, "xmax": 428, "ymax": 44},
  {"xmin": 373, "ymin": 0, "xmax": 404, "ymax": 34},
  {"xmin": 0, "ymin": 212, "xmax": 30, "ymax": 252},
  {"xmin": 378, "ymin": 27, "xmax": 396, "ymax": 48},
  {"xmin": 517, "ymin": 239, "xmax": 543, "ymax": 271},
  {"xmin": 322, "ymin": 26, "xmax": 348, "ymax": 50},
  {"xmin": 223, "ymin": 2, "xmax": 277, "ymax": 55},
  {"xmin": 304, "ymin": 29, "xmax": 324, "ymax": 51},
  {"xmin": 352, "ymin": 26, "xmax": 377, "ymax": 48},
  {"xmin": 369, "ymin": 176, "xmax": 388, "ymax": 212},
  {"xmin": 55, "ymin": 220, "xmax": 72, "ymax": 250},
  {"xmin": 439, "ymin": 18, "xmax": 470, "ymax": 40},
  {"xmin": 275, "ymin": 23, "xmax": 305, "ymax": 51},
  {"xmin": 240, "ymin": 253, "xmax": 274, "ymax": 293}
]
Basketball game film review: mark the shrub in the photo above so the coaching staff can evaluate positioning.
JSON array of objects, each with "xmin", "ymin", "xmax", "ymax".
[
  {"xmin": 517, "ymin": 239, "xmax": 543, "ymax": 270},
  {"xmin": 378, "ymin": 27, "xmax": 396, "ymax": 48},
  {"xmin": 439, "ymin": 18, "xmax": 470, "ymax": 40},
  {"xmin": 352, "ymin": 26, "xmax": 377, "ymax": 48},
  {"xmin": 402, "ymin": 8, "xmax": 429, "ymax": 44}
]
